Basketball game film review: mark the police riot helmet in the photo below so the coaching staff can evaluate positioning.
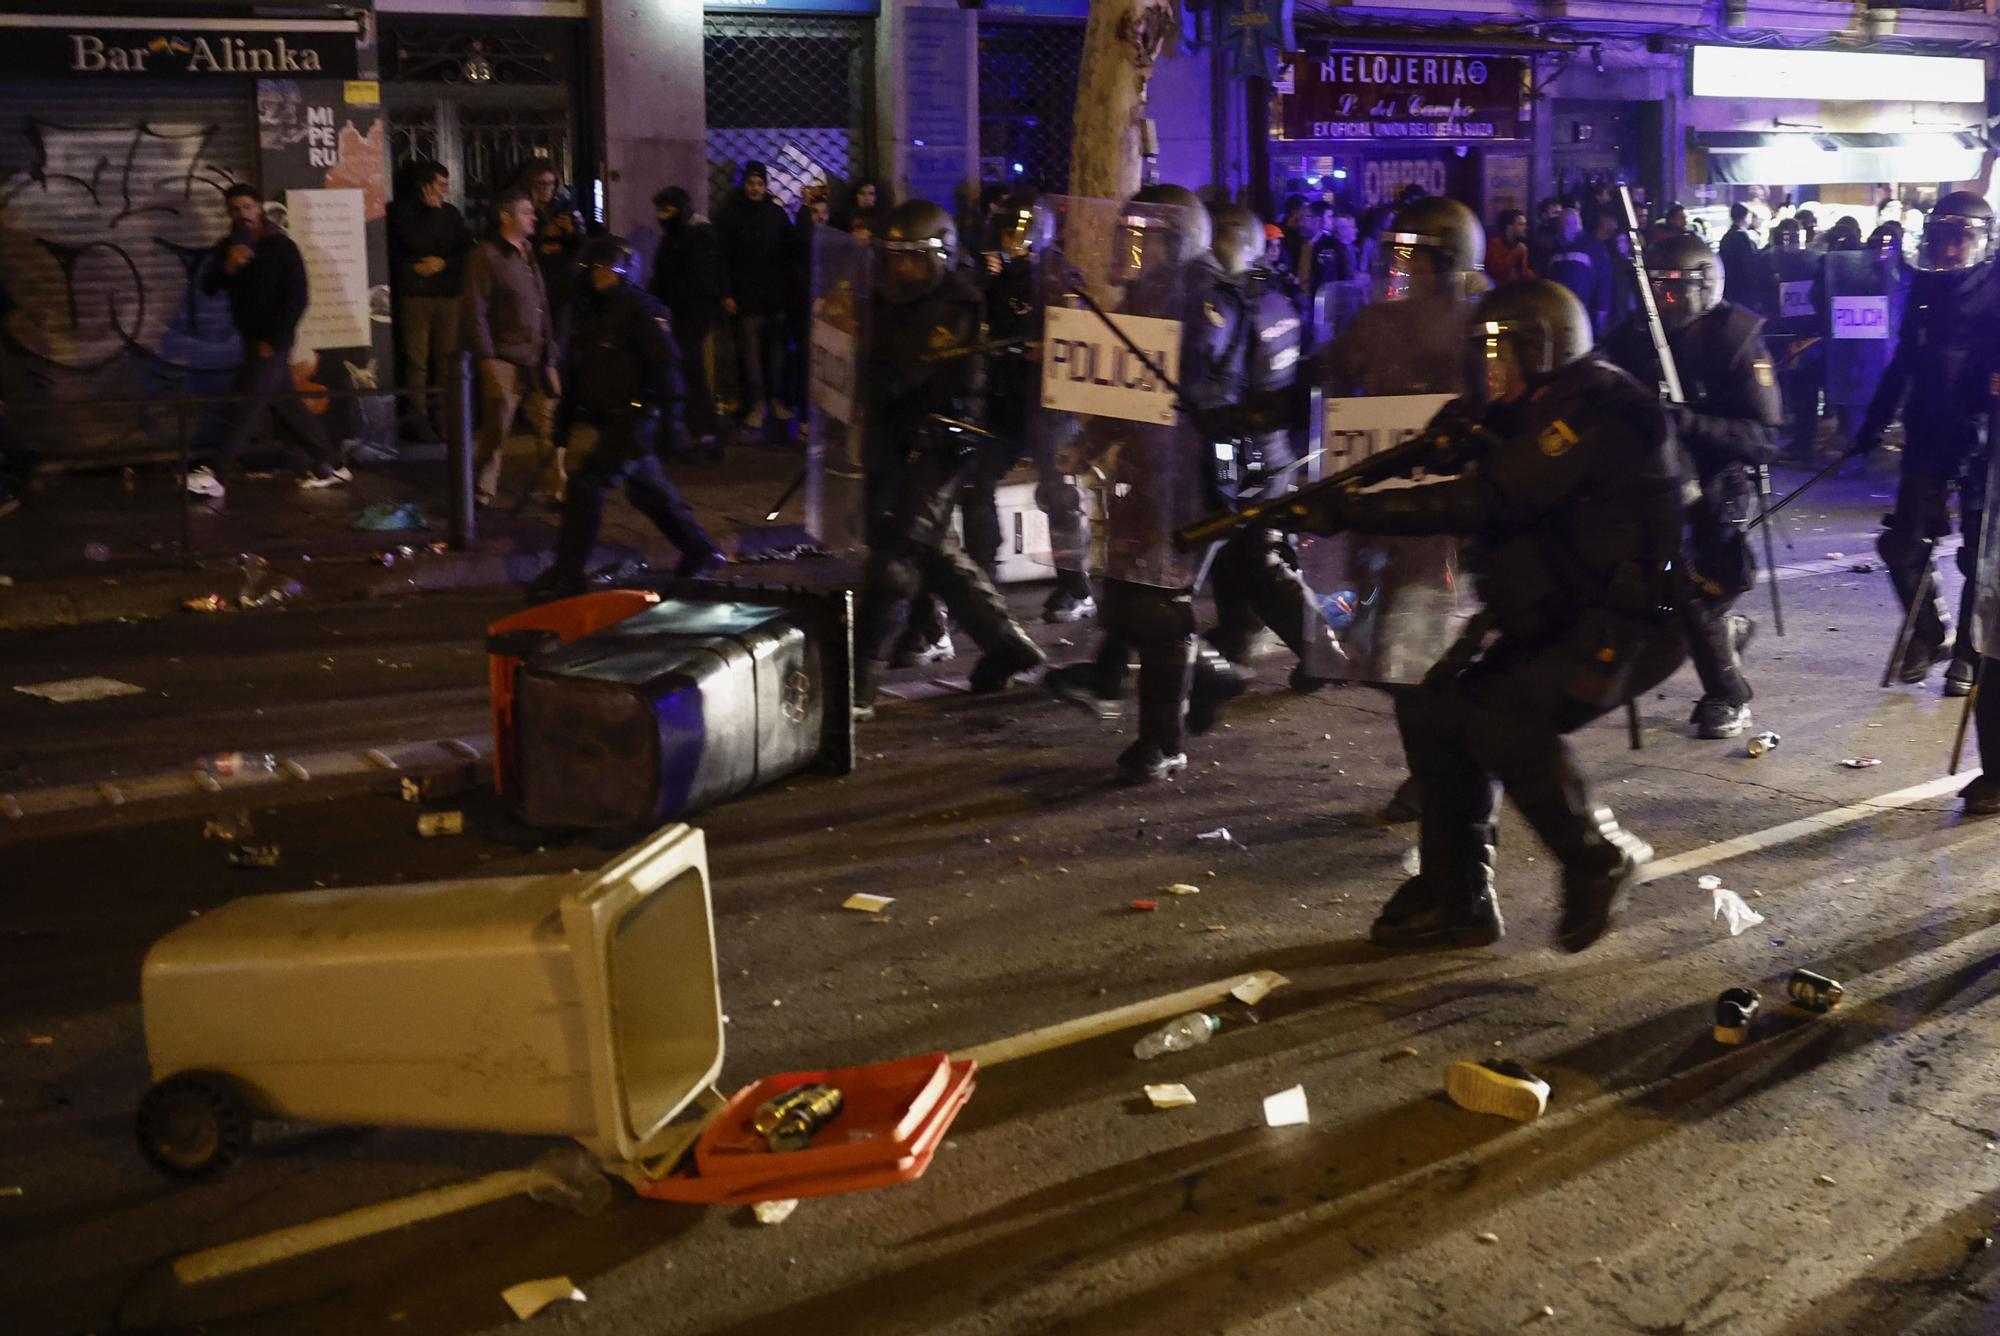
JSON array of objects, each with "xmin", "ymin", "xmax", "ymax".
[
  {"xmin": 1210, "ymin": 203, "xmax": 1263, "ymax": 278},
  {"xmin": 1469, "ymin": 279, "xmax": 1592, "ymax": 401},
  {"xmin": 581, "ymin": 235, "xmax": 640, "ymax": 286},
  {"xmin": 1113, "ymin": 183, "xmax": 1213, "ymax": 279},
  {"xmin": 880, "ymin": 199, "xmax": 958, "ymax": 305},
  {"xmin": 1645, "ymin": 233, "xmax": 1723, "ymax": 332},
  {"xmin": 1914, "ymin": 191, "xmax": 1996, "ymax": 274},
  {"xmin": 988, "ymin": 190, "xmax": 1054, "ymax": 261},
  {"xmin": 1378, "ymin": 196, "xmax": 1484, "ymax": 301},
  {"xmin": 1770, "ymin": 218, "xmax": 1803, "ymax": 253}
]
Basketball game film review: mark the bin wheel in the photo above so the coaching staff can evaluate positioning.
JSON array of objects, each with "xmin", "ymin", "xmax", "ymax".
[{"xmin": 135, "ymin": 1072, "xmax": 252, "ymax": 1178}]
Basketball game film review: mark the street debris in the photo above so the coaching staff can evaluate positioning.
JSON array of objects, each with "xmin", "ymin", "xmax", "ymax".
[
  {"xmin": 752, "ymin": 1198, "xmax": 799, "ymax": 1225},
  {"xmin": 841, "ymin": 893, "xmax": 894, "ymax": 913},
  {"xmin": 1476, "ymin": 1231, "xmax": 1501, "ymax": 1245},
  {"xmin": 1444, "ymin": 1059, "xmax": 1549, "ymax": 1123},
  {"xmin": 353, "ymin": 502, "xmax": 430, "ymax": 532},
  {"xmin": 1746, "ymin": 730, "xmax": 1782, "ymax": 758},
  {"xmin": 14, "ymin": 676, "xmax": 146, "ymax": 704},
  {"xmin": 225, "ymin": 845, "xmax": 282, "ymax": 868},
  {"xmin": 0, "ymin": 1186, "xmax": 22, "ymax": 1197},
  {"xmin": 500, "ymin": 1276, "xmax": 585, "ymax": 1321},
  {"xmin": 1134, "ymin": 1013, "xmax": 1219, "ymax": 1060},
  {"xmin": 1787, "ymin": 969, "xmax": 1845, "ymax": 1014},
  {"xmin": 1197, "ymin": 827, "xmax": 1232, "ymax": 842},
  {"xmin": 83, "ymin": 541, "xmax": 110, "ymax": 562},
  {"xmin": 1229, "ymin": 973, "xmax": 1284, "ymax": 1006},
  {"xmin": 401, "ymin": 770, "xmax": 475, "ymax": 803},
  {"xmin": 1401, "ymin": 846, "xmax": 1422, "ymax": 875},
  {"xmin": 1129, "ymin": 899, "xmax": 1159, "ymax": 912},
  {"xmin": 755, "ymin": 1084, "xmax": 843, "ymax": 1151},
  {"xmin": 198, "ymin": 752, "xmax": 275, "ymax": 777},
  {"xmin": 1262, "ymin": 1084, "xmax": 1310, "ymax": 1127},
  {"xmin": 1382, "ymin": 1045, "xmax": 1420, "ymax": 1062},
  {"xmin": 1165, "ymin": 882, "xmax": 1201, "ymax": 896},
  {"xmin": 28, "ymin": 1035, "xmax": 53, "ymax": 1045},
  {"xmin": 1816, "ymin": 1174, "xmax": 1837, "ymax": 1187},
  {"xmin": 202, "ymin": 811, "xmax": 255, "ymax": 844},
  {"xmin": 417, "ymin": 811, "xmax": 464, "ymax": 838},
  {"xmin": 1714, "ymin": 987, "xmax": 1760, "ymax": 1045},
  {"xmin": 1700, "ymin": 875, "xmax": 1766, "ymax": 936},
  {"xmin": 183, "ymin": 593, "xmax": 232, "ymax": 613},
  {"xmin": 1849, "ymin": 561, "xmax": 1877, "ymax": 573},
  {"xmin": 1840, "ymin": 757, "xmax": 1882, "ymax": 769},
  {"xmin": 1534, "ymin": 1304, "xmax": 1557, "ymax": 1320},
  {"xmin": 1145, "ymin": 1082, "xmax": 1197, "ymax": 1109}
]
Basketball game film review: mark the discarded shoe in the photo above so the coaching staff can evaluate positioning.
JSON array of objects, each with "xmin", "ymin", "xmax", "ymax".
[
  {"xmin": 1713, "ymin": 987, "xmax": 1760, "ymax": 1045},
  {"xmin": 1444, "ymin": 1059, "xmax": 1550, "ymax": 1122}
]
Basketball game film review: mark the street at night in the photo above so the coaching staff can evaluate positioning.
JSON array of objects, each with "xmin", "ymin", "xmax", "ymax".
[{"xmin": 8, "ymin": 466, "xmax": 2000, "ymax": 1335}]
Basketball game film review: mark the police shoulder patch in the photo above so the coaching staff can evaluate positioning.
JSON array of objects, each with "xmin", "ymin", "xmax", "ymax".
[
  {"xmin": 1538, "ymin": 419, "xmax": 1579, "ymax": 457},
  {"xmin": 1753, "ymin": 358, "xmax": 1775, "ymax": 388}
]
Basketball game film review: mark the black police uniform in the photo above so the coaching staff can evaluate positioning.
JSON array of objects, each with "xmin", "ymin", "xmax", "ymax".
[
  {"xmin": 854, "ymin": 268, "xmax": 1041, "ymax": 701},
  {"xmin": 1766, "ymin": 246, "xmax": 1826, "ymax": 462},
  {"xmin": 1203, "ymin": 263, "xmax": 1338, "ymax": 681},
  {"xmin": 1289, "ymin": 355, "xmax": 1689, "ymax": 949},
  {"xmin": 545, "ymin": 282, "xmax": 719, "ymax": 590},
  {"xmin": 1859, "ymin": 262, "xmax": 2000, "ymax": 685},
  {"xmin": 1603, "ymin": 301, "xmax": 1781, "ymax": 714}
]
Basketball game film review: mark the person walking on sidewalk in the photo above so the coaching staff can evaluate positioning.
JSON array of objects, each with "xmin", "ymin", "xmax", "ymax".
[
  {"xmin": 716, "ymin": 161, "xmax": 792, "ymax": 432},
  {"xmin": 389, "ymin": 160, "xmax": 470, "ymax": 445},
  {"xmin": 530, "ymin": 237, "xmax": 722, "ymax": 600},
  {"xmin": 187, "ymin": 183, "xmax": 347, "ymax": 500},
  {"xmin": 648, "ymin": 185, "xmax": 723, "ymax": 450},
  {"xmin": 462, "ymin": 188, "xmax": 562, "ymax": 508}
]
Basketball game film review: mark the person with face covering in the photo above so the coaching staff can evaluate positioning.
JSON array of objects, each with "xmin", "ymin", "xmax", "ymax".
[
  {"xmin": 716, "ymin": 161, "xmax": 793, "ymax": 431},
  {"xmin": 648, "ymin": 185, "xmax": 723, "ymax": 447}
]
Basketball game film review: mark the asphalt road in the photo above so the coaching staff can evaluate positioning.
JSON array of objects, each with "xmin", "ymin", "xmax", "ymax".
[{"xmin": 7, "ymin": 466, "xmax": 2000, "ymax": 1335}]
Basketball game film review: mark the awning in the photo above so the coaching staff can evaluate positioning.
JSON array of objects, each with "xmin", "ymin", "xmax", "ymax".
[{"xmin": 1695, "ymin": 131, "xmax": 1987, "ymax": 185}]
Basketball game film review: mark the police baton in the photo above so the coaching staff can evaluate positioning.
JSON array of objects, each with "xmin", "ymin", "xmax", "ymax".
[
  {"xmin": 1753, "ymin": 465, "xmax": 1786, "ymax": 636},
  {"xmin": 1744, "ymin": 447, "xmax": 1862, "ymax": 535}
]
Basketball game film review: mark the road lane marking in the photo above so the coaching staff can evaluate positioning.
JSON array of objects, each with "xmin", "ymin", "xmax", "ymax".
[{"xmin": 1638, "ymin": 771, "xmax": 1975, "ymax": 885}]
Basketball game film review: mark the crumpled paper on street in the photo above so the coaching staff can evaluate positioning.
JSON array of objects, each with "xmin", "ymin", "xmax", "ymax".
[{"xmin": 1700, "ymin": 875, "xmax": 1766, "ymax": 936}]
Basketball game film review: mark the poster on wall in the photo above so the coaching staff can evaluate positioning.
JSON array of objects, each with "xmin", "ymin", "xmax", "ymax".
[{"xmin": 257, "ymin": 78, "xmax": 395, "ymax": 457}]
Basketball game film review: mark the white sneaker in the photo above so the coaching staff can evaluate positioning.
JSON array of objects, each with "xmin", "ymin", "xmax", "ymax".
[
  {"xmin": 298, "ymin": 466, "xmax": 353, "ymax": 490},
  {"xmin": 185, "ymin": 466, "xmax": 225, "ymax": 498}
]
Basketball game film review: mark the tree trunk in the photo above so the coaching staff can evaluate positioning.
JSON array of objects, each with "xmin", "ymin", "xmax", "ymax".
[{"xmin": 1068, "ymin": 0, "xmax": 1179, "ymax": 202}]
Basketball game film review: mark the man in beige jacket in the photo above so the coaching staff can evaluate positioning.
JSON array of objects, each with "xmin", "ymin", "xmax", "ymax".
[{"xmin": 461, "ymin": 188, "xmax": 563, "ymax": 505}]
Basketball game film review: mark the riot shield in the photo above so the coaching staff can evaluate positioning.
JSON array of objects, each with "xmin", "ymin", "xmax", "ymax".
[
  {"xmin": 1301, "ymin": 288, "xmax": 1482, "ymax": 683},
  {"xmin": 1823, "ymin": 247, "xmax": 1906, "ymax": 411},
  {"xmin": 1309, "ymin": 277, "xmax": 1372, "ymax": 347},
  {"xmin": 1033, "ymin": 195, "xmax": 1202, "ymax": 590},
  {"xmin": 1975, "ymin": 400, "xmax": 2000, "ymax": 661},
  {"xmin": 804, "ymin": 227, "xmax": 873, "ymax": 552}
]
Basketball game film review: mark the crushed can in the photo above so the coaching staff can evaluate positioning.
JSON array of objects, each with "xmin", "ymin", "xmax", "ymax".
[
  {"xmin": 752, "ymin": 1083, "xmax": 844, "ymax": 1152},
  {"xmin": 416, "ymin": 811, "xmax": 465, "ymax": 837},
  {"xmin": 1787, "ymin": 969, "xmax": 1845, "ymax": 1014},
  {"xmin": 1746, "ymin": 730, "xmax": 1782, "ymax": 758},
  {"xmin": 1713, "ymin": 987, "xmax": 1760, "ymax": 1044}
]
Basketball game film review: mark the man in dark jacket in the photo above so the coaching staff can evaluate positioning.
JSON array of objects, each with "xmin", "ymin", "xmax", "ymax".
[
  {"xmin": 1605, "ymin": 233, "xmax": 1782, "ymax": 740},
  {"xmin": 717, "ymin": 161, "xmax": 793, "ymax": 431},
  {"xmin": 188, "ymin": 183, "xmax": 345, "ymax": 499},
  {"xmin": 648, "ymin": 185, "xmax": 723, "ymax": 446},
  {"xmin": 531, "ymin": 237, "xmax": 722, "ymax": 599},
  {"xmin": 1718, "ymin": 204, "xmax": 1771, "ymax": 317},
  {"xmin": 462, "ymin": 188, "xmax": 562, "ymax": 506},
  {"xmin": 517, "ymin": 159, "xmax": 584, "ymax": 331},
  {"xmin": 389, "ymin": 160, "xmax": 471, "ymax": 444}
]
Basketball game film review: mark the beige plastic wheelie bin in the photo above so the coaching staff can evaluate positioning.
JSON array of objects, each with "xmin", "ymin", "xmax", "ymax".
[{"xmin": 135, "ymin": 823, "xmax": 723, "ymax": 1178}]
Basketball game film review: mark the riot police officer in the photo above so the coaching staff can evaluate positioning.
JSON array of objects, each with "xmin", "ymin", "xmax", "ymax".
[
  {"xmin": 1603, "ymin": 232, "xmax": 1781, "ymax": 739},
  {"xmin": 1857, "ymin": 190, "xmax": 2000, "ymax": 696},
  {"xmin": 530, "ymin": 236, "xmax": 721, "ymax": 600},
  {"xmin": 853, "ymin": 199, "xmax": 1044, "ymax": 717},
  {"xmin": 1275, "ymin": 280, "xmax": 1688, "ymax": 951},
  {"xmin": 1190, "ymin": 203, "xmax": 1339, "ymax": 726},
  {"xmin": 1764, "ymin": 218, "xmax": 1826, "ymax": 464}
]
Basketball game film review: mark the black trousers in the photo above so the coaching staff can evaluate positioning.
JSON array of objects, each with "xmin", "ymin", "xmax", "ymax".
[
  {"xmin": 552, "ymin": 413, "xmax": 716, "ymax": 580},
  {"xmin": 1878, "ymin": 450, "xmax": 1984, "ymax": 661},
  {"xmin": 1979, "ymin": 655, "xmax": 2000, "ymax": 774},
  {"xmin": 1682, "ymin": 593, "xmax": 1749, "ymax": 707},
  {"xmin": 1207, "ymin": 526, "xmax": 1333, "ymax": 669},
  {"xmin": 1095, "ymin": 579, "xmax": 1196, "ymax": 757},
  {"xmin": 213, "ymin": 342, "xmax": 335, "ymax": 475},
  {"xmin": 1397, "ymin": 628, "xmax": 1683, "ymax": 910},
  {"xmin": 855, "ymin": 520, "xmax": 1026, "ymax": 680}
]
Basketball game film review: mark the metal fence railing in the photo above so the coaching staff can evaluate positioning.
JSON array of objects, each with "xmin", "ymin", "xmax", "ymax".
[{"xmin": 5, "ymin": 354, "xmax": 478, "ymax": 566}]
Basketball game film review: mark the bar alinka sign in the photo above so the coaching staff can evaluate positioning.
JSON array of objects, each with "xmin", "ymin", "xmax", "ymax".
[
  {"xmin": 1282, "ymin": 49, "xmax": 1526, "ymax": 142},
  {"xmin": 0, "ymin": 14, "xmax": 361, "ymax": 80}
]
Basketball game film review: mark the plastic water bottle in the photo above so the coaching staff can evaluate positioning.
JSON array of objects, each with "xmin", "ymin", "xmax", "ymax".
[{"xmin": 1133, "ymin": 1012, "xmax": 1220, "ymax": 1061}]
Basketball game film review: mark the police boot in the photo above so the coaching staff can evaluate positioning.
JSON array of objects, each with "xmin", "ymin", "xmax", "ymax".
[
  {"xmin": 1946, "ymin": 578, "xmax": 1980, "ymax": 696},
  {"xmin": 1962, "ymin": 774, "xmax": 2000, "ymax": 815},
  {"xmin": 527, "ymin": 565, "xmax": 587, "ymax": 602},
  {"xmin": 1116, "ymin": 740, "xmax": 1188, "ymax": 783},
  {"xmin": 1380, "ymin": 775, "xmax": 1422, "ymax": 824},
  {"xmin": 968, "ymin": 628, "xmax": 1045, "ymax": 695},
  {"xmin": 1879, "ymin": 527, "xmax": 1952, "ymax": 681},
  {"xmin": 1186, "ymin": 644, "xmax": 1249, "ymax": 736},
  {"xmin": 1550, "ymin": 807, "xmax": 1652, "ymax": 954},
  {"xmin": 1369, "ymin": 857, "xmax": 1504, "ymax": 950}
]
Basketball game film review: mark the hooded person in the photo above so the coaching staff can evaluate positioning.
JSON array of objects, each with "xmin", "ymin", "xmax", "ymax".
[
  {"xmin": 716, "ymin": 160, "xmax": 794, "ymax": 431},
  {"xmin": 648, "ymin": 185, "xmax": 724, "ymax": 446}
]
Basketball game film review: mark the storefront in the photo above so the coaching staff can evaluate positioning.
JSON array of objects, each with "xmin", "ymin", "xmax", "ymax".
[
  {"xmin": 0, "ymin": 8, "xmax": 393, "ymax": 464},
  {"xmin": 1683, "ymin": 45, "xmax": 1989, "ymax": 224},
  {"xmin": 1268, "ymin": 45, "xmax": 1533, "ymax": 224}
]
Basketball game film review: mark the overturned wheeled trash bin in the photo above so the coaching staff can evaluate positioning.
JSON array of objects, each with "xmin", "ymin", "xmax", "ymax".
[
  {"xmin": 490, "ymin": 582, "xmax": 855, "ymax": 830},
  {"xmin": 135, "ymin": 824, "xmax": 723, "ymax": 1178}
]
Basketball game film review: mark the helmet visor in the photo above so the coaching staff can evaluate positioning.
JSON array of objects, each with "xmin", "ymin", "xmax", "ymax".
[
  {"xmin": 1110, "ymin": 212, "xmax": 1182, "ymax": 285},
  {"xmin": 1647, "ymin": 266, "xmax": 1710, "ymax": 329},
  {"xmin": 880, "ymin": 236, "xmax": 947, "ymax": 303},
  {"xmin": 1376, "ymin": 230, "xmax": 1459, "ymax": 302},
  {"xmin": 1915, "ymin": 213, "xmax": 1993, "ymax": 272}
]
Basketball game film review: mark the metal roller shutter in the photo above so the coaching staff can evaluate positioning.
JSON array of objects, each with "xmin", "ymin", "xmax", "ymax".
[
  {"xmin": 978, "ymin": 20, "xmax": 1083, "ymax": 196},
  {"xmin": 704, "ymin": 13, "xmax": 873, "ymax": 213},
  {"xmin": 0, "ymin": 83, "xmax": 256, "ymax": 464}
]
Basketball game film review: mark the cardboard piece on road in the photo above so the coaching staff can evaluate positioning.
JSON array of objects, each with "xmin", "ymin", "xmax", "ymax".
[
  {"xmin": 1263, "ymin": 1084, "xmax": 1310, "ymax": 1127},
  {"xmin": 953, "ymin": 969, "xmax": 1289, "ymax": 1069},
  {"xmin": 1145, "ymin": 1083, "xmax": 1197, "ymax": 1109},
  {"xmin": 13, "ymin": 676, "xmax": 146, "ymax": 703},
  {"xmin": 501, "ymin": 1276, "xmax": 585, "ymax": 1320},
  {"xmin": 1230, "ymin": 973, "xmax": 1284, "ymax": 1005},
  {"xmin": 842, "ymin": 893, "xmax": 894, "ymax": 913}
]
